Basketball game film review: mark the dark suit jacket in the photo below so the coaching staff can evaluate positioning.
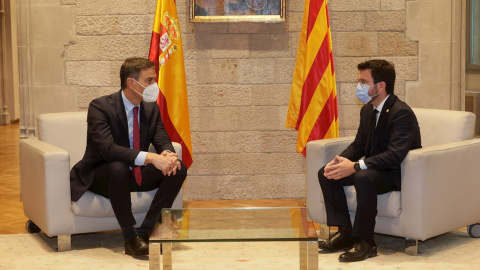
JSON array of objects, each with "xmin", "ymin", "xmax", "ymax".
[
  {"xmin": 340, "ymin": 94, "xmax": 422, "ymax": 190},
  {"xmin": 70, "ymin": 90, "xmax": 175, "ymax": 201}
]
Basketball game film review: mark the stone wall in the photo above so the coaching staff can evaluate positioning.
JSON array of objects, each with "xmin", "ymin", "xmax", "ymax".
[{"xmin": 17, "ymin": 0, "xmax": 464, "ymax": 200}]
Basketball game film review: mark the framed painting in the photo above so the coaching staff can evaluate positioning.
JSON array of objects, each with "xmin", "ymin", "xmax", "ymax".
[{"xmin": 190, "ymin": 0, "xmax": 286, "ymax": 23}]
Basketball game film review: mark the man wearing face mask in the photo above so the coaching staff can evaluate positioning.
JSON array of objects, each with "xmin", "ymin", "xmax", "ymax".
[
  {"xmin": 70, "ymin": 57, "xmax": 187, "ymax": 258},
  {"xmin": 316, "ymin": 59, "xmax": 421, "ymax": 262}
]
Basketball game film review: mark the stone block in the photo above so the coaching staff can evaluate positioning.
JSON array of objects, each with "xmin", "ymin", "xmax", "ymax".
[
  {"xmin": 77, "ymin": 16, "xmax": 119, "ymax": 36},
  {"xmin": 339, "ymin": 104, "xmax": 361, "ymax": 130},
  {"xmin": 30, "ymin": 5, "xmax": 75, "ymax": 46},
  {"xmin": 338, "ymin": 82, "xmax": 359, "ymax": 105},
  {"xmin": 382, "ymin": 56, "xmax": 418, "ymax": 81},
  {"xmin": 365, "ymin": 11, "xmax": 405, "ymax": 31},
  {"xmin": 335, "ymin": 32, "xmax": 378, "ymax": 57},
  {"xmin": 187, "ymin": 84, "xmax": 252, "ymax": 107},
  {"xmin": 33, "ymin": 86, "xmax": 78, "ymax": 116},
  {"xmin": 329, "ymin": 0, "xmax": 380, "ymax": 11},
  {"xmin": 191, "ymin": 132, "xmax": 226, "ymax": 153},
  {"xmin": 240, "ymin": 153, "xmax": 271, "ymax": 174},
  {"xmin": 192, "ymin": 23, "xmax": 229, "ymax": 34},
  {"xmin": 224, "ymin": 131, "xmax": 262, "ymax": 153},
  {"xmin": 250, "ymin": 33, "xmax": 290, "ymax": 58},
  {"xmin": 406, "ymin": 1, "xmax": 451, "ymax": 42},
  {"xmin": 189, "ymin": 153, "xmax": 243, "ymax": 175},
  {"xmin": 75, "ymin": 0, "xmax": 150, "ymax": 15},
  {"xmin": 109, "ymin": 61, "xmax": 123, "ymax": 88},
  {"xmin": 278, "ymin": 105, "xmax": 289, "ymax": 130},
  {"xmin": 102, "ymin": 35, "xmax": 151, "ymax": 60},
  {"xmin": 182, "ymin": 175, "xmax": 221, "ymax": 200},
  {"xmin": 189, "ymin": 106, "xmax": 240, "ymax": 131},
  {"xmin": 289, "ymin": 0, "xmax": 305, "ymax": 12},
  {"xmin": 210, "ymin": 34, "xmax": 250, "ymax": 59},
  {"xmin": 286, "ymin": 11, "xmax": 304, "ymax": 32},
  {"xmin": 284, "ymin": 174, "xmax": 307, "ymax": 198},
  {"xmin": 31, "ymin": 46, "xmax": 66, "ymax": 86},
  {"xmin": 379, "ymin": 32, "xmax": 418, "ymax": 56},
  {"xmin": 195, "ymin": 59, "xmax": 239, "ymax": 85},
  {"xmin": 227, "ymin": 22, "xmax": 286, "ymax": 34},
  {"xmin": 118, "ymin": 14, "xmax": 154, "ymax": 34},
  {"xmin": 65, "ymin": 61, "xmax": 113, "ymax": 86},
  {"xmin": 184, "ymin": 58, "xmax": 197, "ymax": 85},
  {"xmin": 182, "ymin": 33, "xmax": 211, "ymax": 60},
  {"xmin": 329, "ymin": 12, "xmax": 365, "ymax": 32},
  {"xmin": 258, "ymin": 131, "xmax": 299, "ymax": 152},
  {"xmin": 405, "ymin": 81, "xmax": 451, "ymax": 110},
  {"xmin": 65, "ymin": 36, "xmax": 104, "ymax": 61},
  {"xmin": 61, "ymin": 0, "xmax": 77, "ymax": 5},
  {"xmin": 77, "ymin": 87, "xmax": 118, "ymax": 109},
  {"xmin": 381, "ymin": 0, "xmax": 405, "ymax": 11},
  {"xmin": 252, "ymin": 84, "xmax": 291, "ymax": 106},
  {"xmin": 332, "ymin": 57, "xmax": 369, "ymax": 82},
  {"xmin": 289, "ymin": 32, "xmax": 301, "ymax": 58},
  {"xmin": 418, "ymin": 41, "xmax": 451, "ymax": 82},
  {"xmin": 267, "ymin": 153, "xmax": 305, "ymax": 174},
  {"xmin": 176, "ymin": 0, "xmax": 189, "ymax": 15},
  {"xmin": 238, "ymin": 58, "xmax": 276, "ymax": 84},
  {"xmin": 395, "ymin": 80, "xmax": 406, "ymax": 102},
  {"xmin": 274, "ymin": 58, "xmax": 296, "ymax": 84},
  {"xmin": 240, "ymin": 106, "xmax": 282, "ymax": 130}
]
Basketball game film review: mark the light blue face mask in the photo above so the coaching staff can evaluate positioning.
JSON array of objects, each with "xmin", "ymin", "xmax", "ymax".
[{"xmin": 355, "ymin": 82, "xmax": 379, "ymax": 104}]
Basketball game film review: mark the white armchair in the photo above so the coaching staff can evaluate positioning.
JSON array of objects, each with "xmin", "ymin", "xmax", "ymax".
[
  {"xmin": 19, "ymin": 111, "xmax": 182, "ymax": 251},
  {"xmin": 306, "ymin": 108, "xmax": 480, "ymax": 255}
]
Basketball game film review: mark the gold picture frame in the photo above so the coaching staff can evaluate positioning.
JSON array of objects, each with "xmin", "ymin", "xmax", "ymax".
[{"xmin": 190, "ymin": 0, "xmax": 286, "ymax": 23}]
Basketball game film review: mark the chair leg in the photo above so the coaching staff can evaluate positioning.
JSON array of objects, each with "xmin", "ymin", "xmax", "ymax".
[
  {"xmin": 318, "ymin": 224, "xmax": 330, "ymax": 240},
  {"xmin": 58, "ymin": 235, "xmax": 71, "ymax": 252},
  {"xmin": 405, "ymin": 238, "xmax": 418, "ymax": 255}
]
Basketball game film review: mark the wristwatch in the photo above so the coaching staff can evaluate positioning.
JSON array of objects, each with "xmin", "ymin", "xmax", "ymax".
[{"xmin": 354, "ymin": 162, "xmax": 361, "ymax": 172}]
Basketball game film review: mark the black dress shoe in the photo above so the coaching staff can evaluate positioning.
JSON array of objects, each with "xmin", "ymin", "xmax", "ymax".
[
  {"xmin": 125, "ymin": 235, "xmax": 149, "ymax": 257},
  {"xmin": 339, "ymin": 238, "xmax": 377, "ymax": 262},
  {"xmin": 139, "ymin": 232, "xmax": 151, "ymax": 244},
  {"xmin": 318, "ymin": 232, "xmax": 354, "ymax": 252}
]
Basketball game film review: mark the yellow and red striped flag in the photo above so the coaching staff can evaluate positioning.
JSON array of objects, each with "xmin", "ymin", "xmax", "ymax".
[
  {"xmin": 149, "ymin": 0, "xmax": 193, "ymax": 168},
  {"xmin": 286, "ymin": 0, "xmax": 338, "ymax": 156}
]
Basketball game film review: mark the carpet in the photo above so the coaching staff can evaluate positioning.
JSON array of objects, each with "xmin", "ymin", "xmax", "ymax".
[{"xmin": 1, "ymin": 231, "xmax": 480, "ymax": 269}]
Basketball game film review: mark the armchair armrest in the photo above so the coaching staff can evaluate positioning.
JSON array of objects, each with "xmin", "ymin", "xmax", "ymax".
[
  {"xmin": 400, "ymin": 138, "xmax": 480, "ymax": 240},
  {"xmin": 306, "ymin": 137, "xmax": 355, "ymax": 223},
  {"xmin": 19, "ymin": 138, "xmax": 73, "ymax": 236}
]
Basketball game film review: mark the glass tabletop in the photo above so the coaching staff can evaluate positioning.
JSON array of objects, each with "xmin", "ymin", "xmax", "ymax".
[{"xmin": 150, "ymin": 207, "xmax": 318, "ymax": 243}]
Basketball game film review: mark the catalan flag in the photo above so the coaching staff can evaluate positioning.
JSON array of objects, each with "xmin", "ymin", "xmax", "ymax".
[
  {"xmin": 149, "ymin": 0, "xmax": 193, "ymax": 168},
  {"xmin": 286, "ymin": 0, "xmax": 338, "ymax": 156}
]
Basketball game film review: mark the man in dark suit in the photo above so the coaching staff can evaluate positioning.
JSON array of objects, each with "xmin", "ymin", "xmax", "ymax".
[
  {"xmin": 70, "ymin": 57, "xmax": 187, "ymax": 257},
  {"xmin": 317, "ymin": 59, "xmax": 421, "ymax": 262}
]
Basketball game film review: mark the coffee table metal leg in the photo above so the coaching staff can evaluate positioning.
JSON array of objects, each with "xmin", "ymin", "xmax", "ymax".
[
  {"xmin": 149, "ymin": 242, "xmax": 161, "ymax": 270},
  {"xmin": 161, "ymin": 243, "xmax": 173, "ymax": 270},
  {"xmin": 307, "ymin": 240, "xmax": 318, "ymax": 270}
]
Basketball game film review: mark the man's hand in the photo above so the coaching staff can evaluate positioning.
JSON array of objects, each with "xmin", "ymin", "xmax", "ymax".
[
  {"xmin": 323, "ymin": 155, "xmax": 356, "ymax": 180},
  {"xmin": 145, "ymin": 152, "xmax": 176, "ymax": 175}
]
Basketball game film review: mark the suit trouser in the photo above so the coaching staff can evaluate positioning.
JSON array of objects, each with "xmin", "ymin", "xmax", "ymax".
[
  {"xmin": 89, "ymin": 160, "xmax": 187, "ymax": 228},
  {"xmin": 318, "ymin": 167, "xmax": 396, "ymax": 240}
]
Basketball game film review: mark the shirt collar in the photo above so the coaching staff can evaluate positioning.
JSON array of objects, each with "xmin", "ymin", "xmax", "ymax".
[
  {"xmin": 374, "ymin": 94, "xmax": 390, "ymax": 113},
  {"xmin": 121, "ymin": 90, "xmax": 136, "ymax": 112}
]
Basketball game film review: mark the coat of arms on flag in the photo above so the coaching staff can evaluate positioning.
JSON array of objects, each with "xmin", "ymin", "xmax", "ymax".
[{"xmin": 158, "ymin": 13, "xmax": 180, "ymax": 66}]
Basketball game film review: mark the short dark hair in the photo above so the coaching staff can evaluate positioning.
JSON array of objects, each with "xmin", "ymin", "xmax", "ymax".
[
  {"xmin": 357, "ymin": 59, "xmax": 396, "ymax": 94},
  {"xmin": 120, "ymin": 57, "xmax": 156, "ymax": 89}
]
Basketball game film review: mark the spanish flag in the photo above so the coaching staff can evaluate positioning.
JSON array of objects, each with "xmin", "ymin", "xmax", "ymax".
[
  {"xmin": 286, "ymin": 0, "xmax": 338, "ymax": 156},
  {"xmin": 149, "ymin": 0, "xmax": 193, "ymax": 168}
]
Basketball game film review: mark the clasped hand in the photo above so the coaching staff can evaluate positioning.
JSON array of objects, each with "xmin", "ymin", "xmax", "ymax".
[
  {"xmin": 146, "ymin": 151, "xmax": 181, "ymax": 176},
  {"xmin": 323, "ymin": 155, "xmax": 356, "ymax": 180}
]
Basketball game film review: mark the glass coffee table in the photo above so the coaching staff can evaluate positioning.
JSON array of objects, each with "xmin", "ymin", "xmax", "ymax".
[{"xmin": 148, "ymin": 207, "xmax": 318, "ymax": 270}]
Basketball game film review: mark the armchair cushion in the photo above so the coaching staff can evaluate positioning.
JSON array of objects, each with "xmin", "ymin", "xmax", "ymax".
[{"xmin": 71, "ymin": 190, "xmax": 156, "ymax": 217}]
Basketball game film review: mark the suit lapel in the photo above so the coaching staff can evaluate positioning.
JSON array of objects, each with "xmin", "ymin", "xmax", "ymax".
[
  {"xmin": 372, "ymin": 95, "xmax": 398, "ymax": 149},
  {"xmin": 139, "ymin": 102, "xmax": 148, "ymax": 150},
  {"xmin": 114, "ymin": 90, "xmax": 129, "ymax": 134}
]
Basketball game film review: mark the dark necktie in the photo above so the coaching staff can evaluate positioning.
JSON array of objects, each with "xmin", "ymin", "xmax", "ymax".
[
  {"xmin": 133, "ymin": 106, "xmax": 142, "ymax": 186},
  {"xmin": 368, "ymin": 109, "xmax": 379, "ymax": 156}
]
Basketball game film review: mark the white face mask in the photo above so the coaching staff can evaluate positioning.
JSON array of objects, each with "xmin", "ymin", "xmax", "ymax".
[
  {"xmin": 131, "ymin": 79, "xmax": 159, "ymax": 103},
  {"xmin": 355, "ymin": 82, "xmax": 380, "ymax": 104}
]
